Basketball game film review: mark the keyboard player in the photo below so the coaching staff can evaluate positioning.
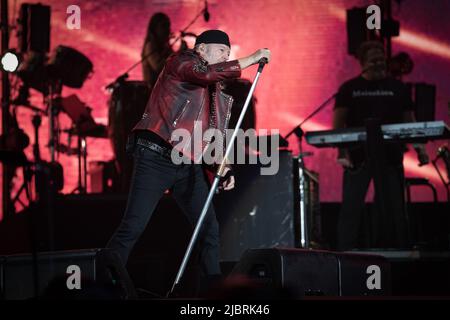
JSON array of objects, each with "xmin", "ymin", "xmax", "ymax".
[{"xmin": 332, "ymin": 41, "xmax": 429, "ymax": 250}]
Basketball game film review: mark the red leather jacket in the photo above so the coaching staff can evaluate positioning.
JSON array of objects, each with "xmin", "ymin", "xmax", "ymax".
[{"xmin": 134, "ymin": 49, "xmax": 242, "ymax": 161}]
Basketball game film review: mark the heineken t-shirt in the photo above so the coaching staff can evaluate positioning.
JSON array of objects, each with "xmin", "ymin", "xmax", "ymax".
[{"xmin": 334, "ymin": 76, "xmax": 414, "ymax": 166}]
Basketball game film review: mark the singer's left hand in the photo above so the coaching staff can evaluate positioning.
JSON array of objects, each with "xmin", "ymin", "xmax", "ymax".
[{"xmin": 219, "ymin": 166, "xmax": 235, "ymax": 191}]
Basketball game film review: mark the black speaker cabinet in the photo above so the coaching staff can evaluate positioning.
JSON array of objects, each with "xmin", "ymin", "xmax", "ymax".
[
  {"xmin": 414, "ymin": 83, "xmax": 436, "ymax": 122},
  {"xmin": 2, "ymin": 248, "xmax": 136, "ymax": 300},
  {"xmin": 355, "ymin": 250, "xmax": 450, "ymax": 296},
  {"xmin": 338, "ymin": 251, "xmax": 391, "ymax": 296},
  {"xmin": 18, "ymin": 3, "xmax": 51, "ymax": 53},
  {"xmin": 230, "ymin": 248, "xmax": 391, "ymax": 298},
  {"xmin": 215, "ymin": 151, "xmax": 297, "ymax": 261},
  {"xmin": 346, "ymin": 7, "xmax": 377, "ymax": 56}
]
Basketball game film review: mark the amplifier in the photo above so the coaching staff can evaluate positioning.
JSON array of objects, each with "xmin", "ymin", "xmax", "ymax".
[{"xmin": 230, "ymin": 247, "xmax": 391, "ymax": 298}]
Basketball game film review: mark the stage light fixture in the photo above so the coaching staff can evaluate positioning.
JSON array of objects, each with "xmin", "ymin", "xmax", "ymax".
[{"xmin": 1, "ymin": 51, "xmax": 20, "ymax": 72}]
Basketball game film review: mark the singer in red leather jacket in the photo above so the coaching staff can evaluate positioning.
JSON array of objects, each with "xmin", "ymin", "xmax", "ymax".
[
  {"xmin": 134, "ymin": 48, "xmax": 240, "ymax": 163},
  {"xmin": 107, "ymin": 30, "xmax": 270, "ymax": 295}
]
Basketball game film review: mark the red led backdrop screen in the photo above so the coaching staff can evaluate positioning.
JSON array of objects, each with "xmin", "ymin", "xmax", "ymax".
[{"xmin": 1, "ymin": 0, "xmax": 449, "ymax": 218}]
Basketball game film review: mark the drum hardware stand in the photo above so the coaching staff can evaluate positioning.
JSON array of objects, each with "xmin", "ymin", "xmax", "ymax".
[
  {"xmin": 432, "ymin": 145, "xmax": 450, "ymax": 202},
  {"xmin": 10, "ymin": 104, "xmax": 46, "ymax": 208},
  {"xmin": 8, "ymin": 101, "xmax": 49, "ymax": 300},
  {"xmin": 1, "ymin": 0, "xmax": 14, "ymax": 219},
  {"xmin": 8, "ymin": 84, "xmax": 44, "ymax": 203},
  {"xmin": 168, "ymin": 59, "xmax": 269, "ymax": 297},
  {"xmin": 46, "ymin": 80, "xmax": 63, "ymax": 163},
  {"xmin": 71, "ymin": 130, "xmax": 88, "ymax": 194},
  {"xmin": 284, "ymin": 92, "xmax": 337, "ymax": 249},
  {"xmin": 56, "ymin": 94, "xmax": 104, "ymax": 195},
  {"xmin": 10, "ymin": 163, "xmax": 33, "ymax": 210}
]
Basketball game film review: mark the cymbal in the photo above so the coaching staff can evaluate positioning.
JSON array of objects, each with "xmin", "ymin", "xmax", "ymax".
[{"xmin": 66, "ymin": 124, "xmax": 108, "ymax": 138}]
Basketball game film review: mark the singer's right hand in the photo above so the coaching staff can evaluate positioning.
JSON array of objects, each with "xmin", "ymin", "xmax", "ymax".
[
  {"xmin": 252, "ymin": 48, "xmax": 271, "ymax": 65},
  {"xmin": 238, "ymin": 48, "xmax": 271, "ymax": 70}
]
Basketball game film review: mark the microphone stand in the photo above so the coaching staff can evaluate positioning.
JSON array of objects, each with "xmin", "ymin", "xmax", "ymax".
[
  {"xmin": 432, "ymin": 146, "xmax": 450, "ymax": 202},
  {"xmin": 168, "ymin": 59, "xmax": 269, "ymax": 297},
  {"xmin": 284, "ymin": 92, "xmax": 337, "ymax": 145},
  {"xmin": 105, "ymin": 6, "xmax": 208, "ymax": 90},
  {"xmin": 283, "ymin": 92, "xmax": 336, "ymax": 249}
]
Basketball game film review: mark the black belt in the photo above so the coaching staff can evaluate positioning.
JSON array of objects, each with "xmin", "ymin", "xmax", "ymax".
[{"xmin": 136, "ymin": 137, "xmax": 173, "ymax": 159}]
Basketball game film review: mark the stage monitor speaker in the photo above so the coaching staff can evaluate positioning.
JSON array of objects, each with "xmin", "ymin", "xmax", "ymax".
[
  {"xmin": 215, "ymin": 151, "xmax": 297, "ymax": 261},
  {"xmin": 230, "ymin": 248, "xmax": 391, "ymax": 298},
  {"xmin": 338, "ymin": 251, "xmax": 391, "ymax": 296},
  {"xmin": 18, "ymin": 3, "xmax": 51, "ymax": 53},
  {"xmin": 346, "ymin": 7, "xmax": 377, "ymax": 56},
  {"xmin": 355, "ymin": 250, "xmax": 450, "ymax": 296},
  {"xmin": 2, "ymin": 248, "xmax": 136, "ymax": 300}
]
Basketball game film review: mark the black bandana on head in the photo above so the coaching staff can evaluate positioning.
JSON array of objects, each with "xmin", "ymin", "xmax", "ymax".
[{"xmin": 195, "ymin": 30, "xmax": 231, "ymax": 48}]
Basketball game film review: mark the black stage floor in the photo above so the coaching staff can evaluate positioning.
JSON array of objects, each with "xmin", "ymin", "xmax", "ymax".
[{"xmin": 0, "ymin": 193, "xmax": 449, "ymax": 299}]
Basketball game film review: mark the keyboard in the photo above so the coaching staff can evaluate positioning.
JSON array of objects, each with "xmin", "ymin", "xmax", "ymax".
[{"xmin": 305, "ymin": 121, "xmax": 450, "ymax": 148}]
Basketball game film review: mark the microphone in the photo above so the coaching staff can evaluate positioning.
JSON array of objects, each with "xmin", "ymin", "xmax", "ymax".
[
  {"xmin": 258, "ymin": 58, "xmax": 268, "ymax": 72},
  {"xmin": 203, "ymin": 0, "xmax": 210, "ymax": 22}
]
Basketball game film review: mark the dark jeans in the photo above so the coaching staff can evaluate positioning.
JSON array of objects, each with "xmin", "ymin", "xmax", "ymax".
[
  {"xmin": 107, "ymin": 145, "xmax": 221, "ymax": 276},
  {"xmin": 337, "ymin": 163, "xmax": 409, "ymax": 250}
]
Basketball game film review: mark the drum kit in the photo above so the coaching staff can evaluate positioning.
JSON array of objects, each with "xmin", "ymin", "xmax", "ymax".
[
  {"xmin": 8, "ymin": 41, "xmax": 154, "ymax": 199},
  {"xmin": 7, "ymin": 45, "xmax": 101, "ymax": 203}
]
